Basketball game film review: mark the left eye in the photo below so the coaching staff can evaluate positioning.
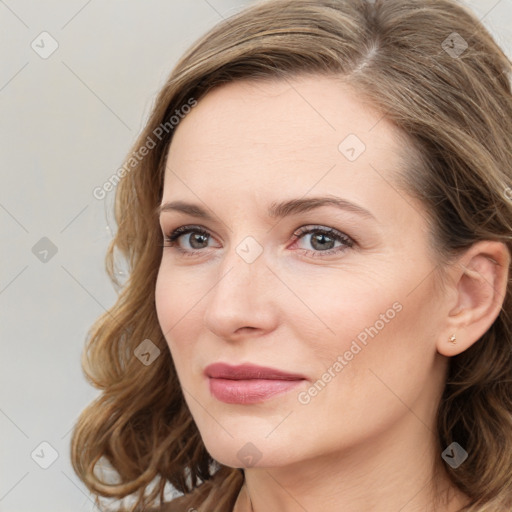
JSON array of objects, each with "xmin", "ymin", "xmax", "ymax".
[{"xmin": 291, "ymin": 226, "xmax": 354, "ymax": 254}]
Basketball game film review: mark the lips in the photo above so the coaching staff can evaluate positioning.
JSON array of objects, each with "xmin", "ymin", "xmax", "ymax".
[
  {"xmin": 204, "ymin": 363, "xmax": 306, "ymax": 404},
  {"xmin": 205, "ymin": 363, "xmax": 306, "ymax": 380}
]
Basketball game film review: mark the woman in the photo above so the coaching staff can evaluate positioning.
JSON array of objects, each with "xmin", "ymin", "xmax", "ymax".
[{"xmin": 71, "ymin": 0, "xmax": 512, "ymax": 510}]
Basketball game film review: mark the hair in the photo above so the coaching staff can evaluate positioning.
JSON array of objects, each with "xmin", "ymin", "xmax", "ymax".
[{"xmin": 71, "ymin": 0, "xmax": 512, "ymax": 510}]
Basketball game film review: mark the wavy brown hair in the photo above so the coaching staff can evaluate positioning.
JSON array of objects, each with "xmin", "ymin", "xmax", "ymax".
[{"xmin": 71, "ymin": 0, "xmax": 512, "ymax": 510}]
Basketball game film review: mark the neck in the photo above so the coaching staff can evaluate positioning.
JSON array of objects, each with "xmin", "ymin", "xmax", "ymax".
[{"xmin": 237, "ymin": 415, "xmax": 468, "ymax": 512}]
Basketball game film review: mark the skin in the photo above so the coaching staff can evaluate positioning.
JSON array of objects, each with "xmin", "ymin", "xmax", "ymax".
[{"xmin": 155, "ymin": 75, "xmax": 509, "ymax": 511}]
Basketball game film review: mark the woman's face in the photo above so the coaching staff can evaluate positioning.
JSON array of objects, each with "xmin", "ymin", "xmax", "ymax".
[{"xmin": 155, "ymin": 75, "xmax": 450, "ymax": 469}]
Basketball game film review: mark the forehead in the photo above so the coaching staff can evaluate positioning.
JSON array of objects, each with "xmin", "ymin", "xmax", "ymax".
[
  {"xmin": 162, "ymin": 75, "xmax": 410, "ymax": 218},
  {"xmin": 170, "ymin": 76, "xmax": 399, "ymax": 153}
]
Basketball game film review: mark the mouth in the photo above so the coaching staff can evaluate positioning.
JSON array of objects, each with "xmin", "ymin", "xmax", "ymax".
[{"xmin": 204, "ymin": 362, "xmax": 306, "ymax": 404}]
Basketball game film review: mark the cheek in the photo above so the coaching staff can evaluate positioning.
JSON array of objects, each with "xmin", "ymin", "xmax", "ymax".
[
  {"xmin": 155, "ymin": 260, "xmax": 210, "ymax": 325},
  {"xmin": 154, "ymin": 265, "xmax": 205, "ymax": 365},
  {"xmin": 286, "ymin": 263, "xmax": 438, "ymax": 399},
  {"xmin": 155, "ymin": 268, "xmax": 175, "ymax": 339},
  {"xmin": 288, "ymin": 296, "xmax": 438, "ymax": 455},
  {"xmin": 281, "ymin": 264, "xmax": 404, "ymax": 352}
]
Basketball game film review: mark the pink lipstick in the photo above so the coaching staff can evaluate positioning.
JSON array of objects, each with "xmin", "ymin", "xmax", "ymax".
[{"xmin": 205, "ymin": 363, "xmax": 306, "ymax": 404}]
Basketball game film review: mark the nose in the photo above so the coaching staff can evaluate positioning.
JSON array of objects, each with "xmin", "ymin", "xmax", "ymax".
[{"xmin": 202, "ymin": 242, "xmax": 279, "ymax": 341}]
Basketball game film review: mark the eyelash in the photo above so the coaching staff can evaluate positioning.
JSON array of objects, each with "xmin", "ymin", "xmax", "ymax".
[{"xmin": 161, "ymin": 224, "xmax": 355, "ymax": 258}]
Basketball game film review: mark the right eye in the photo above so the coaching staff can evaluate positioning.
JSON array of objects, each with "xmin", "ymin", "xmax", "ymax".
[{"xmin": 163, "ymin": 225, "xmax": 220, "ymax": 255}]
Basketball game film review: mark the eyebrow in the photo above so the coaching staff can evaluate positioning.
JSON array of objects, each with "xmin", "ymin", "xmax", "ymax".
[{"xmin": 157, "ymin": 196, "xmax": 375, "ymax": 221}]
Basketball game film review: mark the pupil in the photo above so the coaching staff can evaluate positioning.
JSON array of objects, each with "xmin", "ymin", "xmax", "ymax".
[
  {"xmin": 312, "ymin": 233, "xmax": 334, "ymax": 250},
  {"xmin": 190, "ymin": 233, "xmax": 208, "ymax": 249}
]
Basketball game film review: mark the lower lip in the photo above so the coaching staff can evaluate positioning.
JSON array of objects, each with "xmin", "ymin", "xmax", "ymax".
[{"xmin": 208, "ymin": 378, "xmax": 304, "ymax": 404}]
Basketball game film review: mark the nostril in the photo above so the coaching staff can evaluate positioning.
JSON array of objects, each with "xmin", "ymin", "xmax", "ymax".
[{"xmin": 236, "ymin": 326, "xmax": 257, "ymax": 334}]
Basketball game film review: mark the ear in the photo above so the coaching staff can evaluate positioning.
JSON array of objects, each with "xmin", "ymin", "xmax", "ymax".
[{"xmin": 437, "ymin": 241, "xmax": 510, "ymax": 357}]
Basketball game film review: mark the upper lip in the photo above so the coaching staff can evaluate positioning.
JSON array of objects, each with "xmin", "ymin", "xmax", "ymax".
[{"xmin": 205, "ymin": 363, "xmax": 306, "ymax": 380}]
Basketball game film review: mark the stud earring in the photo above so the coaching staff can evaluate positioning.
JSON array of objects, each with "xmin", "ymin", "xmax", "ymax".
[{"xmin": 449, "ymin": 334, "xmax": 457, "ymax": 344}]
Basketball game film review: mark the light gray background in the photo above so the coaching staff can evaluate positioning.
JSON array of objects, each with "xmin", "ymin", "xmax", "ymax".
[{"xmin": 1, "ymin": 1, "xmax": 511, "ymax": 511}]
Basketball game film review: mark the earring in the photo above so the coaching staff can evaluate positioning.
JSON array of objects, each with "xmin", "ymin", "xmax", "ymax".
[{"xmin": 449, "ymin": 334, "xmax": 457, "ymax": 344}]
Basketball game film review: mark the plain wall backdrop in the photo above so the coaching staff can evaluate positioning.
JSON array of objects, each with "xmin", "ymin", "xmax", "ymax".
[{"xmin": 1, "ymin": 1, "xmax": 511, "ymax": 510}]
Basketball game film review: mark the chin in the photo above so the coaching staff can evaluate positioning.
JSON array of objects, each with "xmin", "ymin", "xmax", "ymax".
[{"xmin": 200, "ymin": 430, "xmax": 300, "ymax": 470}]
